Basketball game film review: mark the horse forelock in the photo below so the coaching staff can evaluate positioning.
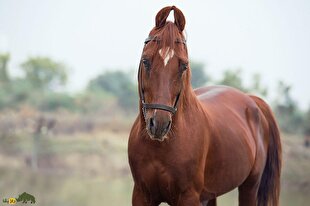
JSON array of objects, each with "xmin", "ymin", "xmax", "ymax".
[{"xmin": 148, "ymin": 21, "xmax": 187, "ymax": 58}]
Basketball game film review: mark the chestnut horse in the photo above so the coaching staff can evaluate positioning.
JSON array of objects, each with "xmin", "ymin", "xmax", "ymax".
[{"xmin": 128, "ymin": 6, "xmax": 281, "ymax": 206}]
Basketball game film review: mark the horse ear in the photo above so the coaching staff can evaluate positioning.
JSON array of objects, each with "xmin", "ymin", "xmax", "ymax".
[
  {"xmin": 155, "ymin": 6, "xmax": 186, "ymax": 31},
  {"xmin": 172, "ymin": 6, "xmax": 186, "ymax": 32},
  {"xmin": 155, "ymin": 6, "xmax": 173, "ymax": 28}
]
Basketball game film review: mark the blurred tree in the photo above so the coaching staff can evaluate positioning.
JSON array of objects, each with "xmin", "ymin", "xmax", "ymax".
[
  {"xmin": 75, "ymin": 91, "xmax": 115, "ymax": 113},
  {"xmin": 217, "ymin": 69, "xmax": 268, "ymax": 97},
  {"xmin": 88, "ymin": 70, "xmax": 137, "ymax": 111},
  {"xmin": 274, "ymin": 81, "xmax": 303, "ymax": 133},
  {"xmin": 0, "ymin": 53, "xmax": 34, "ymax": 109},
  {"xmin": 190, "ymin": 61, "xmax": 208, "ymax": 88},
  {"xmin": 304, "ymin": 106, "xmax": 310, "ymax": 136},
  {"xmin": 249, "ymin": 73, "xmax": 268, "ymax": 97},
  {"xmin": 35, "ymin": 93, "xmax": 76, "ymax": 112},
  {"xmin": 303, "ymin": 106, "xmax": 310, "ymax": 147},
  {"xmin": 217, "ymin": 68, "xmax": 247, "ymax": 91},
  {"xmin": 0, "ymin": 53, "xmax": 10, "ymax": 84},
  {"xmin": 0, "ymin": 78, "xmax": 35, "ymax": 110},
  {"xmin": 20, "ymin": 57, "xmax": 67, "ymax": 90}
]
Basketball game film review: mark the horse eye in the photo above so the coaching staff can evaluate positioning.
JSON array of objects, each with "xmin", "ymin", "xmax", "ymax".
[
  {"xmin": 142, "ymin": 59, "xmax": 151, "ymax": 70},
  {"xmin": 180, "ymin": 63, "xmax": 188, "ymax": 71}
]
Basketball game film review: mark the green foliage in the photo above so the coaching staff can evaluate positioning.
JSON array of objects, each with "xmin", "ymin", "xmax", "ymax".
[
  {"xmin": 0, "ymin": 54, "xmax": 33, "ymax": 109},
  {"xmin": 0, "ymin": 80, "xmax": 78, "ymax": 112},
  {"xmin": 0, "ymin": 55, "xmax": 72, "ymax": 111},
  {"xmin": 249, "ymin": 73, "xmax": 268, "ymax": 97},
  {"xmin": 303, "ymin": 107, "xmax": 310, "ymax": 135},
  {"xmin": 20, "ymin": 57, "xmax": 67, "ymax": 90},
  {"xmin": 88, "ymin": 71, "xmax": 131, "ymax": 95},
  {"xmin": 273, "ymin": 81, "xmax": 304, "ymax": 134},
  {"xmin": 88, "ymin": 70, "xmax": 138, "ymax": 111},
  {"xmin": 217, "ymin": 69, "xmax": 267, "ymax": 97},
  {"xmin": 190, "ymin": 61, "xmax": 208, "ymax": 88},
  {"xmin": 0, "ymin": 78, "xmax": 34, "ymax": 110},
  {"xmin": 74, "ymin": 90, "xmax": 115, "ymax": 113},
  {"xmin": 0, "ymin": 53, "xmax": 10, "ymax": 84},
  {"xmin": 33, "ymin": 92, "xmax": 76, "ymax": 112},
  {"xmin": 217, "ymin": 68, "xmax": 247, "ymax": 91}
]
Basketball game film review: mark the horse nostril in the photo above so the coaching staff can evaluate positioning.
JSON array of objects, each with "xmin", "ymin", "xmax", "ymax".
[
  {"xmin": 149, "ymin": 117, "xmax": 156, "ymax": 135},
  {"xmin": 163, "ymin": 120, "xmax": 172, "ymax": 134},
  {"xmin": 150, "ymin": 117, "xmax": 155, "ymax": 128}
]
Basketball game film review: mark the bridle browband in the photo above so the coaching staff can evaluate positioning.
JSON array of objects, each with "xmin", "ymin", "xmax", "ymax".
[
  {"xmin": 138, "ymin": 36, "xmax": 186, "ymax": 119},
  {"xmin": 144, "ymin": 36, "xmax": 186, "ymax": 45}
]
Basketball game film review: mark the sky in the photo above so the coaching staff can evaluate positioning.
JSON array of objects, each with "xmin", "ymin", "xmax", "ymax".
[{"xmin": 0, "ymin": 0, "xmax": 309, "ymax": 108}]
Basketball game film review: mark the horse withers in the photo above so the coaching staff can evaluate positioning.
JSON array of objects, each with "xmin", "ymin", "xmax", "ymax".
[{"xmin": 128, "ymin": 6, "xmax": 281, "ymax": 206}]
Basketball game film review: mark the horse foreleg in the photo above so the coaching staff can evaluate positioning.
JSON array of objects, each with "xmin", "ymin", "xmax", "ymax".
[
  {"xmin": 200, "ymin": 200, "xmax": 208, "ymax": 206},
  {"xmin": 132, "ymin": 184, "xmax": 156, "ymax": 206},
  {"xmin": 177, "ymin": 190, "xmax": 200, "ymax": 206},
  {"xmin": 206, "ymin": 198, "xmax": 216, "ymax": 206}
]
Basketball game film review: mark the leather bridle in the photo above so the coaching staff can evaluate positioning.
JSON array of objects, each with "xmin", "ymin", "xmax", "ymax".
[{"xmin": 138, "ymin": 36, "xmax": 186, "ymax": 119}]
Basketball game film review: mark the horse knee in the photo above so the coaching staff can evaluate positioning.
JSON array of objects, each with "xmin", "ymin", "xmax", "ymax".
[
  {"xmin": 132, "ymin": 185, "xmax": 151, "ymax": 206},
  {"xmin": 207, "ymin": 198, "xmax": 217, "ymax": 206},
  {"xmin": 177, "ymin": 190, "xmax": 200, "ymax": 206}
]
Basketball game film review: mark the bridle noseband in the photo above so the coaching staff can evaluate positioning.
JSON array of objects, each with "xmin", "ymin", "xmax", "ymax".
[{"xmin": 138, "ymin": 36, "xmax": 186, "ymax": 119}]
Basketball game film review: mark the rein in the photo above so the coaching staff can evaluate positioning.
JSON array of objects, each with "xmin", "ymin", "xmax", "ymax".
[{"xmin": 138, "ymin": 36, "xmax": 186, "ymax": 119}]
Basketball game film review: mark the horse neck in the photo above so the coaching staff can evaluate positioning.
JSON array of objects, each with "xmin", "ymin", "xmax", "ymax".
[{"xmin": 174, "ymin": 85, "xmax": 206, "ymax": 123}]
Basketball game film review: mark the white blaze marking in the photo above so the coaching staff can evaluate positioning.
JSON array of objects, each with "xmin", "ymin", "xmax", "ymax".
[{"xmin": 159, "ymin": 47, "xmax": 175, "ymax": 67}]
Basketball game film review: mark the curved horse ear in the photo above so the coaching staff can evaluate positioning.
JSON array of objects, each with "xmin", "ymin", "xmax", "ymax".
[
  {"xmin": 155, "ymin": 6, "xmax": 186, "ymax": 31},
  {"xmin": 172, "ymin": 6, "xmax": 186, "ymax": 32},
  {"xmin": 155, "ymin": 6, "xmax": 172, "ymax": 28}
]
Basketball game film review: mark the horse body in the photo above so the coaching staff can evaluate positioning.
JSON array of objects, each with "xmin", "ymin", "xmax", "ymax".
[
  {"xmin": 197, "ymin": 86, "xmax": 267, "ymax": 198},
  {"xmin": 129, "ymin": 85, "xmax": 269, "ymax": 205},
  {"xmin": 128, "ymin": 6, "xmax": 281, "ymax": 206}
]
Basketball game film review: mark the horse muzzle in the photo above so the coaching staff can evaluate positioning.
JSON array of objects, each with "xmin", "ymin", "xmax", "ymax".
[{"xmin": 146, "ymin": 115, "xmax": 172, "ymax": 141}]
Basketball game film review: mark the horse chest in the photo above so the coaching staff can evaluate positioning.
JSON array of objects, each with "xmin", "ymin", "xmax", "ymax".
[
  {"xmin": 133, "ymin": 156, "xmax": 193, "ymax": 199},
  {"xmin": 138, "ymin": 159, "xmax": 176, "ymax": 186}
]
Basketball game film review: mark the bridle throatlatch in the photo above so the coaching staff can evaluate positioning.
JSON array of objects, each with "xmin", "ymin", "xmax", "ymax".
[{"xmin": 138, "ymin": 36, "xmax": 186, "ymax": 119}]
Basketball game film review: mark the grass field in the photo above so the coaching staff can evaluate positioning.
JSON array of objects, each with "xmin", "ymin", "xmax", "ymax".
[{"xmin": 0, "ymin": 130, "xmax": 309, "ymax": 206}]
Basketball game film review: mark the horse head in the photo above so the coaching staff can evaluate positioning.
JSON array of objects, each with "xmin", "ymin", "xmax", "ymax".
[{"xmin": 138, "ymin": 6, "xmax": 191, "ymax": 141}]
